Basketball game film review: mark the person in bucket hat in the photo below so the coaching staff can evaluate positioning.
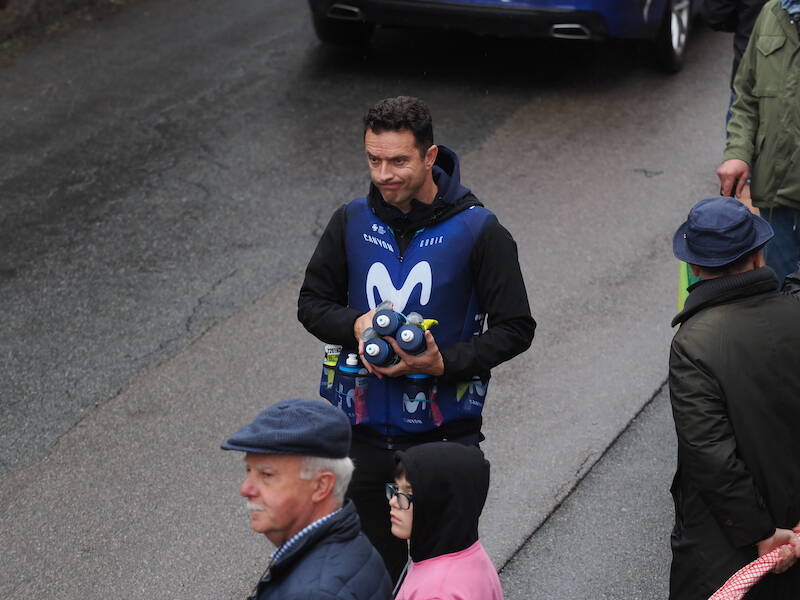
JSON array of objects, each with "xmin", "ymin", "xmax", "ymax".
[
  {"xmin": 667, "ymin": 197, "xmax": 800, "ymax": 599},
  {"xmin": 221, "ymin": 399, "xmax": 391, "ymax": 600},
  {"xmin": 673, "ymin": 196, "xmax": 774, "ymax": 269}
]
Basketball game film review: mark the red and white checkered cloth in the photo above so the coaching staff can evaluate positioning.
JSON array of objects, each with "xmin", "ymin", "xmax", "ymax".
[{"xmin": 708, "ymin": 530, "xmax": 800, "ymax": 600}]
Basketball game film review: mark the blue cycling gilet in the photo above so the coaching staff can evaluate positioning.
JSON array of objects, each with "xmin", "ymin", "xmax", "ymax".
[{"xmin": 320, "ymin": 196, "xmax": 493, "ymax": 436}]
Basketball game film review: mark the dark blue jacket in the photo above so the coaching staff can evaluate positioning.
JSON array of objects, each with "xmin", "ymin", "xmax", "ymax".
[{"xmin": 251, "ymin": 500, "xmax": 391, "ymax": 600}]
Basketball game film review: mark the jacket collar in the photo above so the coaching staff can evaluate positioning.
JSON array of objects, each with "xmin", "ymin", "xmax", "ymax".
[
  {"xmin": 672, "ymin": 266, "xmax": 778, "ymax": 327},
  {"xmin": 366, "ymin": 145, "xmax": 481, "ymax": 234},
  {"xmin": 772, "ymin": 0, "xmax": 800, "ymax": 39},
  {"xmin": 261, "ymin": 500, "xmax": 360, "ymax": 581},
  {"xmin": 780, "ymin": 0, "xmax": 800, "ymax": 21},
  {"xmin": 367, "ymin": 171, "xmax": 481, "ymax": 234}
]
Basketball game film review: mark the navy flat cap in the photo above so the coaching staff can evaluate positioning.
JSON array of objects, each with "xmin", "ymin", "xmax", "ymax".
[
  {"xmin": 221, "ymin": 399, "xmax": 351, "ymax": 458},
  {"xmin": 673, "ymin": 196, "xmax": 773, "ymax": 267}
]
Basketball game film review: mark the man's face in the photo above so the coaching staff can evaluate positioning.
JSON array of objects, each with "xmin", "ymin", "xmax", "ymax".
[
  {"xmin": 365, "ymin": 129, "xmax": 435, "ymax": 212},
  {"xmin": 240, "ymin": 453, "xmax": 317, "ymax": 547},
  {"xmin": 388, "ymin": 474, "xmax": 413, "ymax": 540}
]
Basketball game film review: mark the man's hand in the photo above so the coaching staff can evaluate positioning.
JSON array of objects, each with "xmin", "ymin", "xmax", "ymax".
[
  {"xmin": 363, "ymin": 330, "xmax": 445, "ymax": 379},
  {"xmin": 737, "ymin": 184, "xmax": 760, "ymax": 215},
  {"xmin": 354, "ymin": 308, "xmax": 377, "ymax": 343},
  {"xmin": 354, "ymin": 309, "xmax": 378, "ymax": 372},
  {"xmin": 756, "ymin": 528, "xmax": 800, "ymax": 574},
  {"xmin": 717, "ymin": 159, "xmax": 750, "ymax": 198}
]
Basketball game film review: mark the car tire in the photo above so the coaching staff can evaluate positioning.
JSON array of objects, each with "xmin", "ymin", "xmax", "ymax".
[
  {"xmin": 312, "ymin": 13, "xmax": 373, "ymax": 46},
  {"xmin": 653, "ymin": 0, "xmax": 691, "ymax": 73}
]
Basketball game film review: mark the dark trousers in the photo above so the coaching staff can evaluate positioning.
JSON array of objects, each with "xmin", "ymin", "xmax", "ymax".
[
  {"xmin": 347, "ymin": 439, "xmax": 409, "ymax": 583},
  {"xmin": 765, "ymin": 206, "xmax": 800, "ymax": 284}
]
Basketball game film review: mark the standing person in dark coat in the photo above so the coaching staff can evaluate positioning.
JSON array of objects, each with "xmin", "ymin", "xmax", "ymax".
[
  {"xmin": 703, "ymin": 0, "xmax": 768, "ymax": 89},
  {"xmin": 297, "ymin": 96, "xmax": 535, "ymax": 581},
  {"xmin": 668, "ymin": 196, "xmax": 800, "ymax": 600},
  {"xmin": 221, "ymin": 398, "xmax": 391, "ymax": 600}
]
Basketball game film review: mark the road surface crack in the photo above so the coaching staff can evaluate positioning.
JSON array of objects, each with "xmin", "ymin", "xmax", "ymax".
[
  {"xmin": 498, "ymin": 378, "xmax": 668, "ymax": 574},
  {"xmin": 185, "ymin": 269, "xmax": 238, "ymax": 334}
]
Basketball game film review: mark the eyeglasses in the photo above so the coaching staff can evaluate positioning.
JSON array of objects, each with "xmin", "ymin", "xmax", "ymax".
[{"xmin": 385, "ymin": 482, "xmax": 413, "ymax": 510}]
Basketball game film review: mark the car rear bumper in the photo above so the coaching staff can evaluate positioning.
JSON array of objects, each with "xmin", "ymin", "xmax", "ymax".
[{"xmin": 313, "ymin": 0, "xmax": 610, "ymax": 40}]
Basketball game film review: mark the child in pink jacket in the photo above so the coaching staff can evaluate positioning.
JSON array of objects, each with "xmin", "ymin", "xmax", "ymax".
[{"xmin": 386, "ymin": 442, "xmax": 503, "ymax": 600}]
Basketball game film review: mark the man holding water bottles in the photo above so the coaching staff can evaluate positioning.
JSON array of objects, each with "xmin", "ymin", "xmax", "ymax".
[{"xmin": 298, "ymin": 96, "xmax": 535, "ymax": 581}]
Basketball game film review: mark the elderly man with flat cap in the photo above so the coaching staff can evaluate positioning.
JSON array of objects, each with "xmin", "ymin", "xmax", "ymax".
[
  {"xmin": 222, "ymin": 398, "xmax": 391, "ymax": 600},
  {"xmin": 667, "ymin": 196, "xmax": 800, "ymax": 599}
]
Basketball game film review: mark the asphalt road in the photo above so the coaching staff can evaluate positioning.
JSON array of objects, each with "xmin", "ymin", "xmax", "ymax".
[
  {"xmin": 501, "ymin": 386, "xmax": 676, "ymax": 600},
  {"xmin": 1, "ymin": 0, "xmax": 732, "ymax": 597}
]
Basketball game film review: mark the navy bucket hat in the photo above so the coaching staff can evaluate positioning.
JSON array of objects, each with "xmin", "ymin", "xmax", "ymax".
[
  {"xmin": 673, "ymin": 196, "xmax": 773, "ymax": 267},
  {"xmin": 221, "ymin": 398, "xmax": 351, "ymax": 458}
]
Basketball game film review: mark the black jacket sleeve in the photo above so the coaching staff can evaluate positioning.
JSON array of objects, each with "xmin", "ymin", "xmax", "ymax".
[
  {"xmin": 782, "ymin": 268, "xmax": 800, "ymax": 297},
  {"xmin": 702, "ymin": 0, "xmax": 738, "ymax": 31},
  {"xmin": 297, "ymin": 205, "xmax": 363, "ymax": 347},
  {"xmin": 438, "ymin": 216, "xmax": 536, "ymax": 383}
]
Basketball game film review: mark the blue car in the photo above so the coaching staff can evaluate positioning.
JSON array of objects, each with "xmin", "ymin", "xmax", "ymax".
[{"xmin": 308, "ymin": 0, "xmax": 700, "ymax": 71}]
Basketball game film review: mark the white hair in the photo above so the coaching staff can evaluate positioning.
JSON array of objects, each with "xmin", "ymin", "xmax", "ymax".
[{"xmin": 299, "ymin": 456, "xmax": 355, "ymax": 504}]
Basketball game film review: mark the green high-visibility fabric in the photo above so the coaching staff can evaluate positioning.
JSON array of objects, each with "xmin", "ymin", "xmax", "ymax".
[{"xmin": 678, "ymin": 262, "xmax": 702, "ymax": 312}]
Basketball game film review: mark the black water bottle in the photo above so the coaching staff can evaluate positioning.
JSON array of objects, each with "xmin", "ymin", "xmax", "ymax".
[
  {"xmin": 363, "ymin": 337, "xmax": 398, "ymax": 367},
  {"xmin": 335, "ymin": 353, "xmax": 369, "ymax": 423},
  {"xmin": 401, "ymin": 373, "xmax": 437, "ymax": 432},
  {"xmin": 372, "ymin": 307, "xmax": 406, "ymax": 337}
]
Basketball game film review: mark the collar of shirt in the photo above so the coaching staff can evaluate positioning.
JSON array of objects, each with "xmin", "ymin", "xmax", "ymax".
[
  {"xmin": 269, "ymin": 507, "xmax": 343, "ymax": 567},
  {"xmin": 780, "ymin": 0, "xmax": 800, "ymax": 20}
]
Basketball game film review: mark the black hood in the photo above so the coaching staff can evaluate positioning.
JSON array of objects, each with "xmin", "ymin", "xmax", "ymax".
[
  {"xmin": 368, "ymin": 145, "xmax": 480, "ymax": 232},
  {"xmin": 395, "ymin": 442, "xmax": 490, "ymax": 562},
  {"xmin": 427, "ymin": 144, "xmax": 472, "ymax": 206}
]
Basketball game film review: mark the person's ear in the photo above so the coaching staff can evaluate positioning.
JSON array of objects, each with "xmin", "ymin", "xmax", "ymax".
[
  {"xmin": 689, "ymin": 264, "xmax": 702, "ymax": 277},
  {"xmin": 310, "ymin": 471, "xmax": 335, "ymax": 503},
  {"xmin": 424, "ymin": 145, "xmax": 438, "ymax": 170}
]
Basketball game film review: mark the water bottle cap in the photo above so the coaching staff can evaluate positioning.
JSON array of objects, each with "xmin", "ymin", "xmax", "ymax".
[
  {"xmin": 375, "ymin": 314, "xmax": 390, "ymax": 328},
  {"xmin": 400, "ymin": 328, "xmax": 415, "ymax": 342},
  {"xmin": 346, "ymin": 353, "xmax": 359, "ymax": 366},
  {"xmin": 365, "ymin": 343, "xmax": 380, "ymax": 357}
]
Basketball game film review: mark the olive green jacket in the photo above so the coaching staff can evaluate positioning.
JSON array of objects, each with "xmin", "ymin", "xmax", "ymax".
[{"xmin": 724, "ymin": 0, "xmax": 800, "ymax": 209}]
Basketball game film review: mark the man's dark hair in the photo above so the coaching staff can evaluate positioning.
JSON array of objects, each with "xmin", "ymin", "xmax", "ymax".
[
  {"xmin": 698, "ymin": 245, "xmax": 765, "ymax": 276},
  {"xmin": 363, "ymin": 96, "xmax": 434, "ymax": 157}
]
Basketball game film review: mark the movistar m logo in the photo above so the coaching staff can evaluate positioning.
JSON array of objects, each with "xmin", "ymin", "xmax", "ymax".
[
  {"xmin": 365, "ymin": 261, "xmax": 432, "ymax": 313},
  {"xmin": 469, "ymin": 380, "xmax": 487, "ymax": 398},
  {"xmin": 337, "ymin": 384, "xmax": 354, "ymax": 409},
  {"xmin": 403, "ymin": 391, "xmax": 428, "ymax": 414}
]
